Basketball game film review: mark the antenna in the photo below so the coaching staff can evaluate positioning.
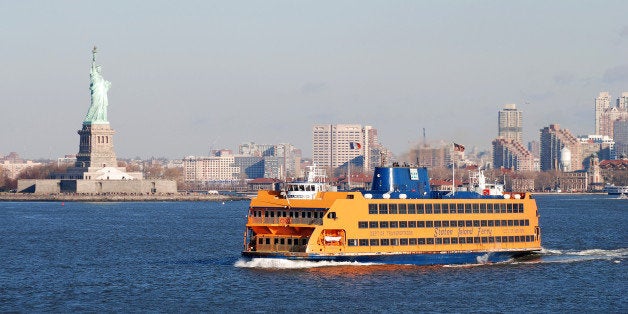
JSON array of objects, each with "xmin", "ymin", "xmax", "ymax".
[{"xmin": 422, "ymin": 128, "xmax": 426, "ymax": 147}]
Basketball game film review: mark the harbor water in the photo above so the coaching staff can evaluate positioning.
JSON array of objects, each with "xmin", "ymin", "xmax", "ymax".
[{"xmin": 0, "ymin": 195, "xmax": 626, "ymax": 312}]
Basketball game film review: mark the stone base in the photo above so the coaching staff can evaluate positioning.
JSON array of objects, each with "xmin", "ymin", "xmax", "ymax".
[{"xmin": 18, "ymin": 179, "xmax": 176, "ymax": 194}]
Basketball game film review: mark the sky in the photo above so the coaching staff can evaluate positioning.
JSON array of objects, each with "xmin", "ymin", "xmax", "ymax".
[{"xmin": 2, "ymin": 1, "xmax": 628, "ymax": 160}]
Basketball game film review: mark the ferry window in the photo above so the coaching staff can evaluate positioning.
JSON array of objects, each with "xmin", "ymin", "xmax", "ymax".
[
  {"xmin": 409, "ymin": 238, "xmax": 417, "ymax": 245},
  {"xmin": 443, "ymin": 238, "xmax": 450, "ymax": 244},
  {"xmin": 481, "ymin": 237, "xmax": 488, "ymax": 243},
  {"xmin": 399, "ymin": 204, "xmax": 407, "ymax": 214},
  {"xmin": 391, "ymin": 239, "xmax": 399, "ymax": 245},
  {"xmin": 390, "ymin": 221, "xmax": 399, "ymax": 228},
  {"xmin": 289, "ymin": 212, "xmax": 294, "ymax": 218},
  {"xmin": 435, "ymin": 238, "xmax": 442, "ymax": 244},
  {"xmin": 525, "ymin": 236, "xmax": 531, "ymax": 242},
  {"xmin": 502, "ymin": 236, "xmax": 509, "ymax": 242},
  {"xmin": 525, "ymin": 219, "xmax": 530, "ymax": 226},
  {"xmin": 389, "ymin": 204, "xmax": 398, "ymax": 214},
  {"xmin": 507, "ymin": 204, "xmax": 513, "ymax": 213},
  {"xmin": 287, "ymin": 239, "xmax": 292, "ymax": 245},
  {"xmin": 270, "ymin": 211, "xmax": 275, "ymax": 218},
  {"xmin": 358, "ymin": 221, "xmax": 368, "ymax": 228},
  {"xmin": 465, "ymin": 220, "xmax": 472, "ymax": 227},
  {"xmin": 381, "ymin": 239, "xmax": 391, "ymax": 246},
  {"xmin": 408, "ymin": 204, "xmax": 416, "ymax": 214},
  {"xmin": 513, "ymin": 220, "xmax": 520, "ymax": 226},
  {"xmin": 442, "ymin": 204, "xmax": 449, "ymax": 214},
  {"xmin": 472, "ymin": 203, "xmax": 479, "ymax": 213},
  {"xmin": 399, "ymin": 221, "xmax": 408, "ymax": 228},
  {"xmin": 495, "ymin": 237, "xmax": 501, "ymax": 243},
  {"xmin": 369, "ymin": 221, "xmax": 378, "ymax": 228},
  {"xmin": 457, "ymin": 204, "xmax": 464, "ymax": 213},
  {"xmin": 348, "ymin": 239, "xmax": 358, "ymax": 246},
  {"xmin": 266, "ymin": 238, "xmax": 271, "ymax": 245},
  {"xmin": 418, "ymin": 238, "xmax": 426, "ymax": 245},
  {"xmin": 265, "ymin": 211, "xmax": 269, "ymax": 217},
  {"xmin": 488, "ymin": 220, "xmax": 494, "ymax": 227},
  {"xmin": 359, "ymin": 239, "xmax": 369, "ymax": 246},
  {"xmin": 494, "ymin": 220, "xmax": 501, "ymax": 227},
  {"xmin": 426, "ymin": 221, "xmax": 433, "ymax": 228},
  {"xmin": 400, "ymin": 238, "xmax": 409, "ymax": 245},
  {"xmin": 417, "ymin": 204, "xmax": 425, "ymax": 214},
  {"xmin": 274, "ymin": 238, "xmax": 279, "ymax": 244},
  {"xmin": 459, "ymin": 237, "xmax": 466, "ymax": 244},
  {"xmin": 514, "ymin": 236, "xmax": 521, "ymax": 242},
  {"xmin": 467, "ymin": 237, "xmax": 474, "ymax": 243},
  {"xmin": 501, "ymin": 220, "xmax": 507, "ymax": 226},
  {"xmin": 425, "ymin": 204, "xmax": 433, "ymax": 214},
  {"xmin": 508, "ymin": 220, "xmax": 514, "ymax": 226},
  {"xmin": 473, "ymin": 220, "xmax": 480, "ymax": 227},
  {"xmin": 442, "ymin": 221, "xmax": 450, "ymax": 227},
  {"xmin": 369, "ymin": 204, "xmax": 378, "ymax": 214},
  {"xmin": 302, "ymin": 239, "xmax": 308, "ymax": 245},
  {"xmin": 280, "ymin": 239, "xmax": 285, "ymax": 245},
  {"xmin": 370, "ymin": 239, "xmax": 379, "ymax": 246},
  {"xmin": 500, "ymin": 204, "xmax": 507, "ymax": 213},
  {"xmin": 380, "ymin": 221, "xmax": 389, "ymax": 228},
  {"xmin": 433, "ymin": 204, "xmax": 441, "ymax": 214},
  {"xmin": 481, "ymin": 220, "xmax": 488, "ymax": 227},
  {"xmin": 417, "ymin": 221, "xmax": 425, "ymax": 228},
  {"xmin": 284, "ymin": 211, "xmax": 288, "ymax": 217},
  {"xmin": 434, "ymin": 221, "xmax": 441, "ymax": 227},
  {"xmin": 258, "ymin": 238, "xmax": 264, "ymax": 244},
  {"xmin": 379, "ymin": 204, "xmax": 389, "ymax": 214},
  {"xmin": 487, "ymin": 203, "xmax": 494, "ymax": 213},
  {"xmin": 409, "ymin": 221, "xmax": 417, "ymax": 228},
  {"xmin": 480, "ymin": 203, "xmax": 487, "ymax": 213},
  {"xmin": 328, "ymin": 212, "xmax": 337, "ymax": 219},
  {"xmin": 301, "ymin": 212, "xmax": 306, "ymax": 218},
  {"xmin": 465, "ymin": 204, "xmax": 472, "ymax": 214},
  {"xmin": 427, "ymin": 238, "xmax": 434, "ymax": 245},
  {"xmin": 508, "ymin": 236, "xmax": 515, "ymax": 242},
  {"xmin": 308, "ymin": 212, "xmax": 312, "ymax": 218},
  {"xmin": 451, "ymin": 237, "xmax": 458, "ymax": 244},
  {"xmin": 489, "ymin": 237, "xmax": 495, "ymax": 243},
  {"xmin": 458, "ymin": 220, "xmax": 465, "ymax": 227},
  {"xmin": 450, "ymin": 220, "xmax": 458, "ymax": 227}
]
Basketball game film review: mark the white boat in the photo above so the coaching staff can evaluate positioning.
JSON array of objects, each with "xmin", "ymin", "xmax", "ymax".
[{"xmin": 604, "ymin": 185, "xmax": 628, "ymax": 195}]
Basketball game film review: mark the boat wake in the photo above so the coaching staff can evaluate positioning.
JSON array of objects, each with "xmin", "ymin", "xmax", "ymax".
[
  {"xmin": 531, "ymin": 247, "xmax": 627, "ymax": 264},
  {"xmin": 234, "ymin": 258, "xmax": 376, "ymax": 269}
]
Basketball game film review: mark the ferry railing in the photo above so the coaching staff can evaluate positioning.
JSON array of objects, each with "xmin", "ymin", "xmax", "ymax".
[{"xmin": 248, "ymin": 217, "xmax": 323, "ymax": 225}]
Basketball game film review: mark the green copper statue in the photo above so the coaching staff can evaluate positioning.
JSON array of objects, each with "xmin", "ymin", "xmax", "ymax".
[{"xmin": 84, "ymin": 46, "xmax": 111, "ymax": 124}]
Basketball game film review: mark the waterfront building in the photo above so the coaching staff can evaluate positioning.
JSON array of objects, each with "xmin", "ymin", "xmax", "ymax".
[
  {"xmin": 0, "ymin": 153, "xmax": 42, "ymax": 179},
  {"xmin": 595, "ymin": 92, "xmax": 612, "ymax": 135},
  {"xmin": 540, "ymin": 124, "xmax": 583, "ymax": 172},
  {"xmin": 183, "ymin": 152, "xmax": 239, "ymax": 183},
  {"xmin": 596, "ymin": 91, "xmax": 628, "ymax": 137},
  {"xmin": 312, "ymin": 124, "xmax": 384, "ymax": 173},
  {"xmin": 498, "ymin": 104, "xmax": 523, "ymax": 143},
  {"xmin": 491, "ymin": 138, "xmax": 535, "ymax": 172},
  {"xmin": 578, "ymin": 135, "xmax": 615, "ymax": 164}
]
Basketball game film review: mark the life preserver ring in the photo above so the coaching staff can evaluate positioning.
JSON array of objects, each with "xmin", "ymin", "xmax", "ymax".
[{"xmin": 482, "ymin": 189, "xmax": 490, "ymax": 196}]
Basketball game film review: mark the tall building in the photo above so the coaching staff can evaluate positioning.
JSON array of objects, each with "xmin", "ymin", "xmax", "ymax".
[
  {"xmin": 595, "ymin": 92, "xmax": 611, "ymax": 135},
  {"xmin": 614, "ymin": 119, "xmax": 628, "ymax": 158},
  {"xmin": 492, "ymin": 138, "xmax": 535, "ymax": 171},
  {"xmin": 498, "ymin": 104, "xmax": 523, "ymax": 143},
  {"xmin": 312, "ymin": 124, "xmax": 382, "ymax": 172},
  {"xmin": 595, "ymin": 91, "xmax": 628, "ymax": 137},
  {"xmin": 539, "ymin": 124, "xmax": 582, "ymax": 172}
]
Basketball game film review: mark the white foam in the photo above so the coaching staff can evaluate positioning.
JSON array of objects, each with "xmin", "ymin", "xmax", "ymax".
[
  {"xmin": 234, "ymin": 258, "xmax": 376, "ymax": 269},
  {"xmin": 537, "ymin": 247, "xmax": 628, "ymax": 264}
]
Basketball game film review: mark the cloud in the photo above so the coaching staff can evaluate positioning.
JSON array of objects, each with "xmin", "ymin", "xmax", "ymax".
[
  {"xmin": 619, "ymin": 26, "xmax": 628, "ymax": 39},
  {"xmin": 602, "ymin": 65, "xmax": 628, "ymax": 83}
]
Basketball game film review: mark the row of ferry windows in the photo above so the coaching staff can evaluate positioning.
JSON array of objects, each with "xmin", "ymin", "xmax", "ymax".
[
  {"xmin": 257, "ymin": 238, "xmax": 308, "ymax": 245},
  {"xmin": 358, "ymin": 219, "xmax": 530, "ymax": 229},
  {"xmin": 347, "ymin": 235, "xmax": 536, "ymax": 246},
  {"xmin": 250, "ymin": 210, "xmax": 325, "ymax": 219},
  {"xmin": 368, "ymin": 203, "xmax": 524, "ymax": 215}
]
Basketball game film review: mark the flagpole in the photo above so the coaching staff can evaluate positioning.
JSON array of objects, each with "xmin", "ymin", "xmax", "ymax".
[
  {"xmin": 452, "ymin": 143, "xmax": 455, "ymax": 195},
  {"xmin": 348, "ymin": 158, "xmax": 351, "ymax": 190}
]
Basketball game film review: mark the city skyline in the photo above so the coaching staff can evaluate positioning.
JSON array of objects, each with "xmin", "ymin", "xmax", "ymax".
[{"xmin": 3, "ymin": 1, "xmax": 628, "ymax": 159}]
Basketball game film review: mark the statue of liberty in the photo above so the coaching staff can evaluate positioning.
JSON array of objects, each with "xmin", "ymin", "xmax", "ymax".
[{"xmin": 84, "ymin": 46, "xmax": 111, "ymax": 124}]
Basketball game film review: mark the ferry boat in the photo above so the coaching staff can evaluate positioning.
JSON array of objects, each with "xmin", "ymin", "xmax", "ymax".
[
  {"xmin": 242, "ymin": 165, "xmax": 542, "ymax": 265},
  {"xmin": 603, "ymin": 185, "xmax": 628, "ymax": 195}
]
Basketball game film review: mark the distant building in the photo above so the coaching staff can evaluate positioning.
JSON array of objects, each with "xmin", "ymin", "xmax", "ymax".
[
  {"xmin": 596, "ymin": 91, "xmax": 628, "ymax": 137},
  {"xmin": 540, "ymin": 124, "xmax": 583, "ymax": 172},
  {"xmin": 578, "ymin": 135, "xmax": 615, "ymax": 167},
  {"xmin": 595, "ymin": 92, "xmax": 612, "ymax": 135},
  {"xmin": 492, "ymin": 138, "xmax": 535, "ymax": 172},
  {"xmin": 614, "ymin": 119, "xmax": 628, "ymax": 158},
  {"xmin": 312, "ymin": 124, "xmax": 387, "ymax": 173},
  {"xmin": 0, "ymin": 153, "xmax": 42, "ymax": 179},
  {"xmin": 183, "ymin": 153, "xmax": 239, "ymax": 183},
  {"xmin": 416, "ymin": 145, "xmax": 450, "ymax": 168},
  {"xmin": 498, "ymin": 104, "xmax": 523, "ymax": 143}
]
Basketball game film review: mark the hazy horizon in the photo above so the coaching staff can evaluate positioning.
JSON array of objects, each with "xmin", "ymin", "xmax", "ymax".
[{"xmin": 3, "ymin": 1, "xmax": 628, "ymax": 160}]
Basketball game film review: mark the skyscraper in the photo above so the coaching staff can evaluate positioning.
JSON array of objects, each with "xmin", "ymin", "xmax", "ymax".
[
  {"xmin": 498, "ymin": 104, "xmax": 523, "ymax": 143},
  {"xmin": 312, "ymin": 124, "xmax": 380, "ymax": 172},
  {"xmin": 539, "ymin": 124, "xmax": 582, "ymax": 172},
  {"xmin": 595, "ymin": 92, "xmax": 612, "ymax": 135},
  {"xmin": 492, "ymin": 138, "xmax": 535, "ymax": 171}
]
